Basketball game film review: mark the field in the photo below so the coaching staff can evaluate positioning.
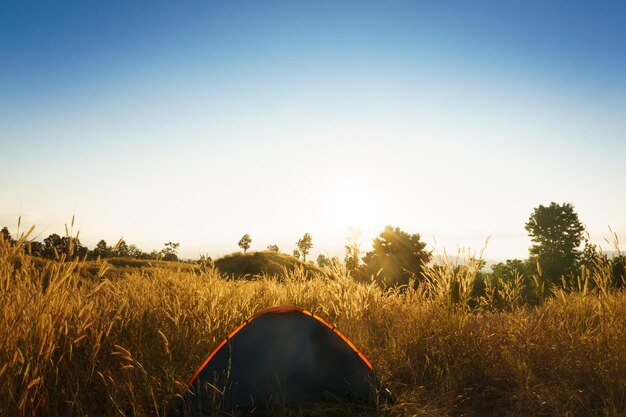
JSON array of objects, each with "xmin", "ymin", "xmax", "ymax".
[{"xmin": 2, "ymin": 235, "xmax": 625, "ymax": 417}]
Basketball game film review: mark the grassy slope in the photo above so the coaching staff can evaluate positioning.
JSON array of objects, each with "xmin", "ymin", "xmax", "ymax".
[
  {"xmin": 1, "ymin": 240, "xmax": 626, "ymax": 416},
  {"xmin": 13, "ymin": 255, "xmax": 198, "ymax": 280},
  {"xmin": 214, "ymin": 250, "xmax": 324, "ymax": 278}
]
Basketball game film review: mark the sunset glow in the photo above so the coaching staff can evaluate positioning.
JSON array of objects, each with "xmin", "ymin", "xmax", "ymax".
[{"xmin": 1, "ymin": 1, "xmax": 625, "ymax": 261}]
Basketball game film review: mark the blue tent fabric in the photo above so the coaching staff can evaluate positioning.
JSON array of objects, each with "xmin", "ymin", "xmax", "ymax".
[{"xmin": 172, "ymin": 306, "xmax": 380, "ymax": 415}]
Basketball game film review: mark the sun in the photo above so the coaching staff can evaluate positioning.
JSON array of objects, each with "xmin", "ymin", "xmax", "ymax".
[{"xmin": 323, "ymin": 182, "xmax": 384, "ymax": 233}]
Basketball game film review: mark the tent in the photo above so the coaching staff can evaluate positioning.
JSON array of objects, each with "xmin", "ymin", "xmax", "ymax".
[{"xmin": 172, "ymin": 305, "xmax": 383, "ymax": 415}]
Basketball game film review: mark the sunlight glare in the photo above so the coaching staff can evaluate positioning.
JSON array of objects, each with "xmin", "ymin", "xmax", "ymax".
[{"xmin": 324, "ymin": 182, "xmax": 384, "ymax": 233}]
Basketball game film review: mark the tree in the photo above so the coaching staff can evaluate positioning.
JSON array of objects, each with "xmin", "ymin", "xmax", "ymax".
[
  {"xmin": 345, "ymin": 227, "xmax": 362, "ymax": 273},
  {"xmin": 612, "ymin": 255, "xmax": 626, "ymax": 289},
  {"xmin": 491, "ymin": 259, "xmax": 530, "ymax": 282},
  {"xmin": 292, "ymin": 249, "xmax": 301, "ymax": 259},
  {"xmin": 579, "ymin": 236, "xmax": 602, "ymax": 270},
  {"xmin": 317, "ymin": 254, "xmax": 340, "ymax": 268},
  {"xmin": 27, "ymin": 241, "xmax": 44, "ymax": 257},
  {"xmin": 127, "ymin": 244, "xmax": 144, "ymax": 258},
  {"xmin": 114, "ymin": 240, "xmax": 130, "ymax": 257},
  {"xmin": 360, "ymin": 226, "xmax": 432, "ymax": 287},
  {"xmin": 91, "ymin": 239, "xmax": 112, "ymax": 259},
  {"xmin": 525, "ymin": 202, "xmax": 585, "ymax": 283},
  {"xmin": 1, "ymin": 227, "xmax": 13, "ymax": 244},
  {"xmin": 43, "ymin": 233, "xmax": 64, "ymax": 259},
  {"xmin": 42, "ymin": 233, "xmax": 87, "ymax": 260},
  {"xmin": 266, "ymin": 244, "xmax": 280, "ymax": 252},
  {"xmin": 317, "ymin": 254, "xmax": 330, "ymax": 268},
  {"xmin": 296, "ymin": 233, "xmax": 313, "ymax": 262},
  {"xmin": 73, "ymin": 239, "xmax": 89, "ymax": 259},
  {"xmin": 238, "ymin": 234, "xmax": 251, "ymax": 253},
  {"xmin": 161, "ymin": 241, "xmax": 180, "ymax": 261}
]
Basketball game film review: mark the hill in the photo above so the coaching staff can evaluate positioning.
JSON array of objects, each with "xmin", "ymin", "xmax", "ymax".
[{"xmin": 214, "ymin": 251, "xmax": 324, "ymax": 278}]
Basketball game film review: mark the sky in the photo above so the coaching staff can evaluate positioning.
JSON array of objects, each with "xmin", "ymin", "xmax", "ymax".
[{"xmin": 1, "ymin": 1, "xmax": 625, "ymax": 261}]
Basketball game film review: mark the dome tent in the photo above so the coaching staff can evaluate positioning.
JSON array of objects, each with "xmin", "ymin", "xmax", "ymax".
[{"xmin": 171, "ymin": 305, "xmax": 384, "ymax": 415}]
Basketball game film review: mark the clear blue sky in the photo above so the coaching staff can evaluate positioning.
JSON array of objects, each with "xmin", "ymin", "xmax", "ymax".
[{"xmin": 1, "ymin": 1, "xmax": 625, "ymax": 260}]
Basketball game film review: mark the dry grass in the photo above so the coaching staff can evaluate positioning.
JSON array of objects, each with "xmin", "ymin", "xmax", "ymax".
[{"xmin": 1, "ymin": 232, "xmax": 625, "ymax": 417}]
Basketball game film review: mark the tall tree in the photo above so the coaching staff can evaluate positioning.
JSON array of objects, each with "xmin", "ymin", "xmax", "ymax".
[
  {"xmin": 525, "ymin": 202, "xmax": 585, "ymax": 283},
  {"xmin": 361, "ymin": 226, "xmax": 431, "ymax": 287},
  {"xmin": 344, "ymin": 227, "xmax": 362, "ymax": 273},
  {"xmin": 296, "ymin": 233, "xmax": 313, "ymax": 262},
  {"xmin": 238, "ymin": 234, "xmax": 251, "ymax": 253}
]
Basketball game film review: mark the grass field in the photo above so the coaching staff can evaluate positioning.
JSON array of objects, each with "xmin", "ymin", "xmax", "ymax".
[{"xmin": 2, "ymin": 234, "xmax": 625, "ymax": 417}]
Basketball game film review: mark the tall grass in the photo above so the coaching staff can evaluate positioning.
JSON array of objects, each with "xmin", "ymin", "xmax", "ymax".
[{"xmin": 1, "ymin": 232, "xmax": 625, "ymax": 416}]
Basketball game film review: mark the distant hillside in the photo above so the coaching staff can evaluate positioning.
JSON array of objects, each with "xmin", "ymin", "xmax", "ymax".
[
  {"xmin": 214, "ymin": 251, "xmax": 324, "ymax": 278},
  {"xmin": 81, "ymin": 257, "xmax": 198, "ymax": 279},
  {"xmin": 10, "ymin": 255, "xmax": 198, "ymax": 280}
]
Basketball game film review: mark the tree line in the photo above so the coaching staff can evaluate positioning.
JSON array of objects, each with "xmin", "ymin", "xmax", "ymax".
[
  {"xmin": 235, "ymin": 226, "xmax": 431, "ymax": 286},
  {"xmin": 2, "ymin": 201, "xmax": 624, "ymax": 294},
  {"xmin": 235, "ymin": 202, "xmax": 625, "ymax": 294},
  {"xmin": 479, "ymin": 203, "xmax": 621, "ymax": 289},
  {"xmin": 237, "ymin": 232, "xmax": 314, "ymax": 261},
  {"xmin": 0, "ymin": 228, "xmax": 180, "ymax": 262}
]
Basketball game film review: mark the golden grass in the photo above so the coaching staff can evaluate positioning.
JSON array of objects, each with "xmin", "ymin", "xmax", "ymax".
[{"xmin": 1, "ymin": 233, "xmax": 625, "ymax": 417}]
